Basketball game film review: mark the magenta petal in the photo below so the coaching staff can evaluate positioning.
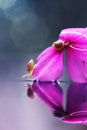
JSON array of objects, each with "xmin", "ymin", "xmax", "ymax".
[
  {"xmin": 66, "ymin": 46, "xmax": 87, "ymax": 82},
  {"xmin": 63, "ymin": 83, "xmax": 87, "ymax": 124},
  {"xmin": 32, "ymin": 81, "xmax": 63, "ymax": 110},
  {"xmin": 33, "ymin": 47, "xmax": 63, "ymax": 81},
  {"xmin": 59, "ymin": 28, "xmax": 87, "ymax": 49}
]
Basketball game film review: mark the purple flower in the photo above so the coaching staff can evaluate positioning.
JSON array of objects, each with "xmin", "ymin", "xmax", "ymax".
[
  {"xmin": 27, "ymin": 81, "xmax": 87, "ymax": 124},
  {"xmin": 27, "ymin": 28, "xmax": 87, "ymax": 82}
]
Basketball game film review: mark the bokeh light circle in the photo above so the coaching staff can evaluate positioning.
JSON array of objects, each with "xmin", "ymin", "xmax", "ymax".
[
  {"xmin": 11, "ymin": 12, "xmax": 49, "ymax": 52},
  {"xmin": 0, "ymin": 0, "xmax": 16, "ymax": 9}
]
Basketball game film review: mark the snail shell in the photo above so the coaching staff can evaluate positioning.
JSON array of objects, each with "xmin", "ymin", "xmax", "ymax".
[
  {"xmin": 27, "ymin": 59, "xmax": 34, "ymax": 76},
  {"xmin": 52, "ymin": 40, "xmax": 65, "ymax": 51}
]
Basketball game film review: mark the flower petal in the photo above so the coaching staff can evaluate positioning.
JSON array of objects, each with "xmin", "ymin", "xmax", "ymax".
[
  {"xmin": 59, "ymin": 28, "xmax": 87, "ymax": 49},
  {"xmin": 33, "ymin": 47, "xmax": 63, "ymax": 81},
  {"xmin": 66, "ymin": 46, "xmax": 87, "ymax": 82}
]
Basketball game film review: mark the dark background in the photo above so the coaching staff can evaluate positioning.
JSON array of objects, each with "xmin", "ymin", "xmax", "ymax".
[
  {"xmin": 1, "ymin": 0, "xmax": 87, "ymax": 81},
  {"xmin": 0, "ymin": 0, "xmax": 87, "ymax": 130}
]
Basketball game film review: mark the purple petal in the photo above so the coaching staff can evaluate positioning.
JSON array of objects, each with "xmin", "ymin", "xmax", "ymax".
[
  {"xmin": 33, "ymin": 47, "xmax": 63, "ymax": 81},
  {"xmin": 59, "ymin": 28, "xmax": 87, "ymax": 49},
  {"xmin": 32, "ymin": 81, "xmax": 63, "ymax": 110},
  {"xmin": 62, "ymin": 115, "xmax": 87, "ymax": 124},
  {"xmin": 66, "ymin": 46, "xmax": 87, "ymax": 82},
  {"xmin": 66, "ymin": 83, "xmax": 87, "ymax": 113},
  {"xmin": 63, "ymin": 82, "xmax": 87, "ymax": 124}
]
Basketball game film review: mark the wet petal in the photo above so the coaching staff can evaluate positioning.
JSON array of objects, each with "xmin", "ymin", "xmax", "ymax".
[
  {"xmin": 33, "ymin": 47, "xmax": 63, "ymax": 81},
  {"xmin": 66, "ymin": 46, "xmax": 87, "ymax": 82}
]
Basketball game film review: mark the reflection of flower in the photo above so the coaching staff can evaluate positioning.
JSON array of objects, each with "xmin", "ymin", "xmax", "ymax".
[
  {"xmin": 27, "ymin": 28, "xmax": 87, "ymax": 83},
  {"xmin": 27, "ymin": 81, "xmax": 87, "ymax": 124}
]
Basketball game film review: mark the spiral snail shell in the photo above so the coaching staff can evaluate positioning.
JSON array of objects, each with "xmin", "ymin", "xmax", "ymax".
[{"xmin": 52, "ymin": 40, "xmax": 65, "ymax": 51}]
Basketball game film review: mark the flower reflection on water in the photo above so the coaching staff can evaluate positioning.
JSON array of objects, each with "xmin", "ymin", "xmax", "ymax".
[{"xmin": 27, "ymin": 81, "xmax": 87, "ymax": 124}]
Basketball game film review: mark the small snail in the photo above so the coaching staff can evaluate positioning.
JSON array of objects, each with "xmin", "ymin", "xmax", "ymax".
[
  {"xmin": 52, "ymin": 40, "xmax": 65, "ymax": 51},
  {"xmin": 22, "ymin": 59, "xmax": 34, "ymax": 78},
  {"xmin": 27, "ymin": 59, "xmax": 34, "ymax": 76}
]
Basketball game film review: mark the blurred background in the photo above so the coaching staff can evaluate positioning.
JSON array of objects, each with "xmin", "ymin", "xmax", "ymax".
[{"xmin": 0, "ymin": 0, "xmax": 87, "ymax": 130}]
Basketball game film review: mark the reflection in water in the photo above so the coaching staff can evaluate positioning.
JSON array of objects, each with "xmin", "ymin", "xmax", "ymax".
[
  {"xmin": 27, "ymin": 81, "xmax": 87, "ymax": 124},
  {"xmin": 31, "ymin": 81, "xmax": 63, "ymax": 111}
]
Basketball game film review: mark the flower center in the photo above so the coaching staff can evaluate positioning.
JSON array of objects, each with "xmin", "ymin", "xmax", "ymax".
[{"xmin": 52, "ymin": 40, "xmax": 65, "ymax": 51}]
